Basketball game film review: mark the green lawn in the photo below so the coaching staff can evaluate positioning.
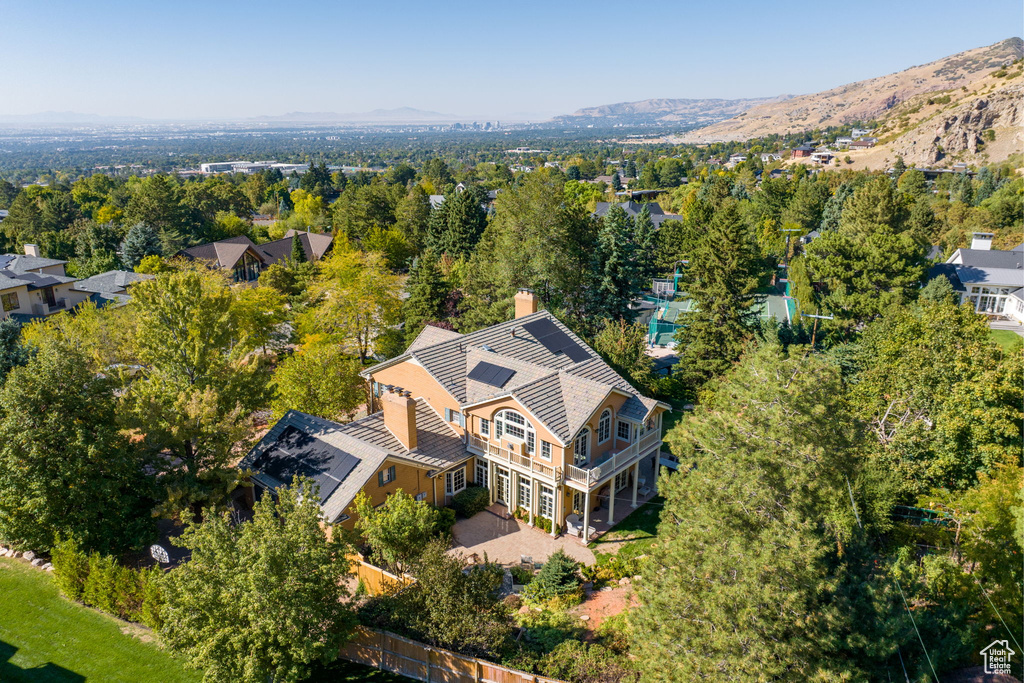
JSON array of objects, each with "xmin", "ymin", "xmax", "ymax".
[
  {"xmin": 588, "ymin": 496, "xmax": 664, "ymax": 561},
  {"xmin": 990, "ymin": 329, "xmax": 1023, "ymax": 352},
  {"xmin": 0, "ymin": 557, "xmax": 199, "ymax": 683}
]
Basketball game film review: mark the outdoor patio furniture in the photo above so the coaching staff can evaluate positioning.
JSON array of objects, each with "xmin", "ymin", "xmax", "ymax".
[
  {"xmin": 639, "ymin": 485, "xmax": 652, "ymax": 497},
  {"xmin": 565, "ymin": 513, "xmax": 581, "ymax": 537},
  {"xmin": 520, "ymin": 555, "xmax": 533, "ymax": 568}
]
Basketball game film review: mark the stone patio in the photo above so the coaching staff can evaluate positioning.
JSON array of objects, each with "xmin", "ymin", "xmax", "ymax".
[{"xmin": 450, "ymin": 511, "xmax": 595, "ymax": 566}]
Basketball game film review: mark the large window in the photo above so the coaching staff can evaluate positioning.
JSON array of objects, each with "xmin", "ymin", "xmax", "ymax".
[
  {"xmin": 1, "ymin": 293, "xmax": 18, "ymax": 312},
  {"xmin": 445, "ymin": 467, "xmax": 466, "ymax": 495},
  {"xmin": 495, "ymin": 410, "xmax": 535, "ymax": 454},
  {"xmin": 475, "ymin": 461, "xmax": 488, "ymax": 489},
  {"xmin": 617, "ymin": 420, "xmax": 631, "ymax": 442},
  {"xmin": 539, "ymin": 485, "xmax": 554, "ymax": 519},
  {"xmin": 518, "ymin": 479, "xmax": 532, "ymax": 510},
  {"xmin": 597, "ymin": 409, "xmax": 611, "ymax": 444},
  {"xmin": 574, "ymin": 429, "xmax": 589, "ymax": 466}
]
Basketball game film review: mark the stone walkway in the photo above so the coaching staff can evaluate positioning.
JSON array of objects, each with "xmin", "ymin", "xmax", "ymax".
[{"xmin": 450, "ymin": 512, "xmax": 595, "ymax": 566}]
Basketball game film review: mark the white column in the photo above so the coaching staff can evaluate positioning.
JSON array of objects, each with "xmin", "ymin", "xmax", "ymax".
[
  {"xmin": 631, "ymin": 462, "xmax": 640, "ymax": 508},
  {"xmin": 488, "ymin": 460, "xmax": 495, "ymax": 504},
  {"xmin": 582, "ymin": 490, "xmax": 591, "ymax": 545},
  {"xmin": 550, "ymin": 484, "xmax": 559, "ymax": 538},
  {"xmin": 529, "ymin": 476, "xmax": 537, "ymax": 527},
  {"xmin": 608, "ymin": 478, "xmax": 616, "ymax": 525}
]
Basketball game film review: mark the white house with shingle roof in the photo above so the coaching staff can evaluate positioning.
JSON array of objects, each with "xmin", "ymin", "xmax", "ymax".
[{"xmin": 930, "ymin": 233, "xmax": 1024, "ymax": 323}]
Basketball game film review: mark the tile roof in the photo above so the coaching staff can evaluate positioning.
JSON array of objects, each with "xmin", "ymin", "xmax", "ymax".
[
  {"xmin": 366, "ymin": 310, "xmax": 666, "ymax": 445},
  {"xmin": 0, "ymin": 254, "xmax": 67, "ymax": 274},
  {"xmin": 407, "ymin": 324, "xmax": 463, "ymax": 352}
]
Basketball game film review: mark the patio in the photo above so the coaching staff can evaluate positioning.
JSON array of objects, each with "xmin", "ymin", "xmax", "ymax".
[
  {"xmin": 450, "ymin": 511, "xmax": 595, "ymax": 566},
  {"xmin": 580, "ymin": 487, "xmax": 658, "ymax": 541}
]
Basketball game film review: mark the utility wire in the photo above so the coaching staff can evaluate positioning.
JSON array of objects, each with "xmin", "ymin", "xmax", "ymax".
[
  {"xmin": 846, "ymin": 477, "xmax": 939, "ymax": 683},
  {"xmin": 975, "ymin": 576, "xmax": 1023, "ymax": 653}
]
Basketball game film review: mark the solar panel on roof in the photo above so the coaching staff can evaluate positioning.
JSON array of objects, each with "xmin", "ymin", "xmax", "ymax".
[
  {"xmin": 521, "ymin": 318, "xmax": 590, "ymax": 362},
  {"xmin": 467, "ymin": 360, "xmax": 516, "ymax": 388},
  {"xmin": 253, "ymin": 426, "xmax": 358, "ymax": 504}
]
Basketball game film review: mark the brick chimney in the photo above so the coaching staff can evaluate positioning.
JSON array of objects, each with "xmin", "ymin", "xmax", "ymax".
[
  {"xmin": 514, "ymin": 288, "xmax": 539, "ymax": 319},
  {"xmin": 23, "ymin": 244, "xmax": 40, "ymax": 258},
  {"xmin": 382, "ymin": 388, "xmax": 417, "ymax": 451}
]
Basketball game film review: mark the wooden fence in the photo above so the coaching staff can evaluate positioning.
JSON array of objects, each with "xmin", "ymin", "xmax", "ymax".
[
  {"xmin": 340, "ymin": 627, "xmax": 566, "ymax": 683},
  {"xmin": 349, "ymin": 555, "xmax": 415, "ymax": 596}
]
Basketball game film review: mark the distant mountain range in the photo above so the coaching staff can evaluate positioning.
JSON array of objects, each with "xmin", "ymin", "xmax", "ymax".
[
  {"xmin": 252, "ymin": 107, "xmax": 465, "ymax": 123},
  {"xmin": 678, "ymin": 37, "xmax": 1023, "ymax": 143},
  {"xmin": 553, "ymin": 96, "xmax": 793, "ymax": 127}
]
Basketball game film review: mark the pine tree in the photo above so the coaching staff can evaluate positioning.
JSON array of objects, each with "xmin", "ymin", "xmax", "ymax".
[
  {"xmin": 633, "ymin": 204, "xmax": 657, "ymax": 285},
  {"xmin": 290, "ymin": 233, "xmax": 307, "ymax": 263},
  {"xmin": 819, "ymin": 183, "xmax": 854, "ymax": 231},
  {"xmin": 403, "ymin": 252, "xmax": 451, "ymax": 345},
  {"xmin": 635, "ymin": 344, "xmax": 898, "ymax": 681},
  {"xmin": 593, "ymin": 205, "xmax": 640, "ymax": 320},
  {"xmin": 426, "ymin": 187, "xmax": 487, "ymax": 258},
  {"xmin": 674, "ymin": 200, "xmax": 765, "ymax": 389},
  {"xmin": 610, "ymin": 172, "xmax": 622, "ymax": 191},
  {"xmin": 121, "ymin": 222, "xmax": 163, "ymax": 270},
  {"xmin": 624, "ymin": 159, "xmax": 637, "ymax": 178}
]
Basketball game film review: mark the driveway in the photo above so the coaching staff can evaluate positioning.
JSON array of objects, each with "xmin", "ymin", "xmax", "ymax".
[{"xmin": 450, "ymin": 512, "xmax": 595, "ymax": 566}]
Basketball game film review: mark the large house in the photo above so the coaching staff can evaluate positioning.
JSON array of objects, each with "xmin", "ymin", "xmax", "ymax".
[
  {"xmin": 593, "ymin": 200, "xmax": 682, "ymax": 229},
  {"xmin": 242, "ymin": 291, "xmax": 670, "ymax": 540},
  {"xmin": 928, "ymin": 233, "xmax": 1024, "ymax": 323},
  {"xmin": 179, "ymin": 230, "xmax": 332, "ymax": 282},
  {"xmin": 0, "ymin": 246, "xmax": 91, "ymax": 321}
]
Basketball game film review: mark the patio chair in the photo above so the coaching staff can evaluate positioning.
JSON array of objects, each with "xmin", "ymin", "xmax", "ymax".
[
  {"xmin": 520, "ymin": 555, "xmax": 533, "ymax": 569},
  {"xmin": 565, "ymin": 513, "xmax": 581, "ymax": 537}
]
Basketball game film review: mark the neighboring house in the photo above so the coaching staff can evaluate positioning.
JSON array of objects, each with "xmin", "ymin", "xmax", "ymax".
[
  {"xmin": 760, "ymin": 153, "xmax": 782, "ymax": 163},
  {"xmin": 810, "ymin": 151, "xmax": 834, "ymax": 164},
  {"xmin": 179, "ymin": 230, "xmax": 332, "ymax": 283},
  {"xmin": 849, "ymin": 140, "xmax": 875, "ymax": 149},
  {"xmin": 244, "ymin": 293, "xmax": 670, "ymax": 538},
  {"xmin": 593, "ymin": 200, "xmax": 682, "ymax": 229},
  {"xmin": 851, "ymin": 127, "xmax": 872, "ymax": 138},
  {"xmin": 728, "ymin": 154, "xmax": 748, "ymax": 164},
  {"xmin": 73, "ymin": 270, "xmax": 155, "ymax": 307},
  {"xmin": 791, "ymin": 144, "xmax": 815, "ymax": 158},
  {"xmin": 800, "ymin": 230, "xmax": 821, "ymax": 245},
  {"xmin": 834, "ymin": 137, "xmax": 853, "ymax": 148},
  {"xmin": 928, "ymin": 233, "xmax": 1024, "ymax": 323},
  {"xmin": 0, "ymin": 245, "xmax": 91, "ymax": 321}
]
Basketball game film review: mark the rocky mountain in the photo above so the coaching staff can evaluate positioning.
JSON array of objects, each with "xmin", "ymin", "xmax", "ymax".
[
  {"xmin": 553, "ymin": 96, "xmax": 793, "ymax": 127},
  {"xmin": 679, "ymin": 37, "xmax": 1023, "ymax": 143}
]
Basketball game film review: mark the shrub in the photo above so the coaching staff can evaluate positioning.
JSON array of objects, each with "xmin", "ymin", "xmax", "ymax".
[
  {"xmin": 51, "ymin": 536, "xmax": 90, "ymax": 601},
  {"xmin": 510, "ymin": 566, "xmax": 533, "ymax": 585},
  {"xmin": 434, "ymin": 506, "xmax": 456, "ymax": 536},
  {"xmin": 452, "ymin": 486, "xmax": 490, "ymax": 518},
  {"xmin": 521, "ymin": 550, "xmax": 580, "ymax": 604},
  {"xmin": 83, "ymin": 554, "xmax": 119, "ymax": 615},
  {"xmin": 540, "ymin": 640, "xmax": 637, "ymax": 683},
  {"xmin": 139, "ymin": 567, "xmax": 164, "ymax": 630}
]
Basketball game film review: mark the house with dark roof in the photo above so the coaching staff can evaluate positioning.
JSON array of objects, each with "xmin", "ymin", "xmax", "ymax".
[
  {"xmin": 0, "ymin": 245, "xmax": 91, "ymax": 321},
  {"xmin": 928, "ymin": 233, "xmax": 1024, "ymax": 324},
  {"xmin": 72, "ymin": 270, "xmax": 155, "ymax": 307},
  {"xmin": 179, "ymin": 230, "xmax": 333, "ymax": 282},
  {"xmin": 593, "ymin": 200, "xmax": 682, "ymax": 229},
  {"xmin": 791, "ymin": 144, "xmax": 815, "ymax": 158},
  {"xmin": 244, "ymin": 291, "xmax": 670, "ymax": 539}
]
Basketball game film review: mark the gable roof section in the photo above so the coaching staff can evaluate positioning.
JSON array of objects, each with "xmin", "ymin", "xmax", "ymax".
[
  {"xmin": 366, "ymin": 310, "xmax": 667, "ymax": 445},
  {"xmin": 407, "ymin": 324, "xmax": 463, "ymax": 352},
  {"xmin": 0, "ymin": 254, "xmax": 67, "ymax": 274},
  {"xmin": 73, "ymin": 270, "xmax": 154, "ymax": 295}
]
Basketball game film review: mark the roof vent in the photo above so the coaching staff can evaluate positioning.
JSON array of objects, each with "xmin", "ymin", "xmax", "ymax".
[{"xmin": 481, "ymin": 344, "xmax": 495, "ymax": 352}]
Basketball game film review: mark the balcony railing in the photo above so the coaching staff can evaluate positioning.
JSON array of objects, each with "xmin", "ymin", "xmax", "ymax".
[
  {"xmin": 565, "ymin": 429, "xmax": 663, "ymax": 487},
  {"xmin": 32, "ymin": 299, "xmax": 66, "ymax": 316},
  {"xmin": 466, "ymin": 434, "xmax": 559, "ymax": 480}
]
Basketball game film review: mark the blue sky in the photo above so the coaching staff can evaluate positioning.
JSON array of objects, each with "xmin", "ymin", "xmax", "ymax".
[{"xmin": 2, "ymin": 0, "xmax": 1021, "ymax": 120}]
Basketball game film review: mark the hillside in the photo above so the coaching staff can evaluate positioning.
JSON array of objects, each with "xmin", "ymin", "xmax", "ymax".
[
  {"xmin": 553, "ymin": 95, "xmax": 792, "ymax": 127},
  {"xmin": 679, "ymin": 37, "xmax": 1023, "ymax": 143}
]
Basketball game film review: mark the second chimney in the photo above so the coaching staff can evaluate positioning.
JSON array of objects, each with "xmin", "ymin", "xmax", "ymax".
[
  {"xmin": 382, "ymin": 389, "xmax": 417, "ymax": 451},
  {"xmin": 24, "ymin": 244, "xmax": 40, "ymax": 258},
  {"xmin": 514, "ymin": 288, "xmax": 539, "ymax": 319},
  {"xmin": 971, "ymin": 232, "xmax": 994, "ymax": 251}
]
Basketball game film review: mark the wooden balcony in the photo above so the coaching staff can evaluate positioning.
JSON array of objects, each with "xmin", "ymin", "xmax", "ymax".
[{"xmin": 466, "ymin": 434, "xmax": 560, "ymax": 481}]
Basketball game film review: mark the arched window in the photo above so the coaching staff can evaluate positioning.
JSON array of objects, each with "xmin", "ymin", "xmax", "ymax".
[
  {"xmin": 597, "ymin": 409, "xmax": 612, "ymax": 444},
  {"xmin": 574, "ymin": 428, "xmax": 589, "ymax": 466},
  {"xmin": 494, "ymin": 409, "xmax": 536, "ymax": 454}
]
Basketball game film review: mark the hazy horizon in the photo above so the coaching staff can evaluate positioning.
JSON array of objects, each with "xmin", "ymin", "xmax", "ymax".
[{"xmin": 3, "ymin": 0, "xmax": 1022, "ymax": 121}]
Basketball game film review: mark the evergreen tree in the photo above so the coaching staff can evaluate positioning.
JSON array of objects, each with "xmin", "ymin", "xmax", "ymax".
[
  {"xmin": 892, "ymin": 155, "xmax": 907, "ymax": 176},
  {"xmin": 624, "ymin": 159, "xmax": 637, "ymax": 178},
  {"xmin": 636, "ymin": 344, "xmax": 902, "ymax": 681},
  {"xmin": 819, "ymin": 182, "xmax": 854, "ymax": 231},
  {"xmin": 290, "ymin": 233, "xmax": 307, "ymax": 263},
  {"xmin": 565, "ymin": 165, "xmax": 582, "ymax": 181},
  {"xmin": 974, "ymin": 166, "xmax": 997, "ymax": 204},
  {"xmin": 673, "ymin": 200, "xmax": 766, "ymax": 390},
  {"xmin": 121, "ymin": 222, "xmax": 163, "ymax": 269},
  {"xmin": 805, "ymin": 176, "xmax": 928, "ymax": 330},
  {"xmin": 403, "ymin": 252, "xmax": 451, "ymax": 345},
  {"xmin": 593, "ymin": 205, "xmax": 640, "ymax": 320},
  {"xmin": 426, "ymin": 187, "xmax": 487, "ymax": 258},
  {"xmin": 633, "ymin": 204, "xmax": 657, "ymax": 285},
  {"xmin": 0, "ymin": 318, "xmax": 30, "ymax": 386},
  {"xmin": 610, "ymin": 172, "xmax": 622, "ymax": 191}
]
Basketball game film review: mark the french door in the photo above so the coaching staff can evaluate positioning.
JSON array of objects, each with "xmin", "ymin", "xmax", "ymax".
[{"xmin": 495, "ymin": 467, "xmax": 510, "ymax": 505}]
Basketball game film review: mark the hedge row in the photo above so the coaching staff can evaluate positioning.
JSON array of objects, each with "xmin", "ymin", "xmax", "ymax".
[{"xmin": 51, "ymin": 537, "xmax": 164, "ymax": 629}]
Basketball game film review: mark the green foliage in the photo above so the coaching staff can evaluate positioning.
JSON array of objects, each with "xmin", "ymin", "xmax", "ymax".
[
  {"xmin": 290, "ymin": 233, "xmax": 307, "ymax": 262},
  {"xmin": 0, "ymin": 318, "xmax": 31, "ymax": 385},
  {"xmin": 592, "ymin": 318, "xmax": 655, "ymax": 392},
  {"xmin": 121, "ymin": 222, "xmax": 163, "ymax": 269},
  {"xmin": 521, "ymin": 550, "xmax": 580, "ymax": 604},
  {"xmin": 673, "ymin": 199, "xmax": 767, "ymax": 391},
  {"xmin": 593, "ymin": 205, "xmax": 642, "ymax": 320},
  {"xmin": 160, "ymin": 478, "xmax": 356, "ymax": 683},
  {"xmin": 271, "ymin": 342, "xmax": 365, "ymax": 422},
  {"xmin": 451, "ymin": 485, "xmax": 490, "ymax": 519},
  {"xmin": 427, "ymin": 186, "xmax": 488, "ymax": 258},
  {"xmin": 403, "ymin": 251, "xmax": 452, "ymax": 345},
  {"xmin": 0, "ymin": 341, "xmax": 155, "ymax": 553},
  {"xmin": 354, "ymin": 489, "xmax": 448, "ymax": 572},
  {"xmin": 51, "ymin": 535, "xmax": 90, "ymax": 601},
  {"xmin": 539, "ymin": 640, "xmax": 637, "ymax": 683}
]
